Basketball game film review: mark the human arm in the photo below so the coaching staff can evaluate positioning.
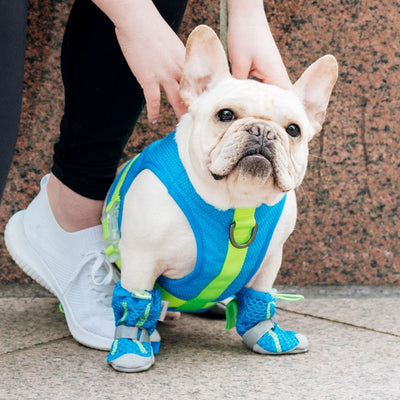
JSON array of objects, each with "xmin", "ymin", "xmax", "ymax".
[
  {"xmin": 226, "ymin": 0, "xmax": 292, "ymax": 89},
  {"xmin": 91, "ymin": 0, "xmax": 291, "ymax": 123},
  {"xmin": 92, "ymin": 0, "xmax": 187, "ymax": 123}
]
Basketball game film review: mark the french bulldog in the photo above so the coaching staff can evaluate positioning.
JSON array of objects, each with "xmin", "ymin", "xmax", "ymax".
[{"xmin": 102, "ymin": 25, "xmax": 338, "ymax": 372}]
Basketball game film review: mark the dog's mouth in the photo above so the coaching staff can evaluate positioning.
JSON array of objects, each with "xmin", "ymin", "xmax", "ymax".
[{"xmin": 211, "ymin": 145, "xmax": 274, "ymax": 181}]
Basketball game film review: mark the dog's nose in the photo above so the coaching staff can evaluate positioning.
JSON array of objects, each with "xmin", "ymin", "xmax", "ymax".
[{"xmin": 246, "ymin": 123, "xmax": 276, "ymax": 140}]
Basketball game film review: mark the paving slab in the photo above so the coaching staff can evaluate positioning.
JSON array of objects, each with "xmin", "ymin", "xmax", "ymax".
[
  {"xmin": 0, "ymin": 297, "xmax": 69, "ymax": 354},
  {"xmin": 275, "ymin": 285, "xmax": 400, "ymax": 336},
  {"xmin": 0, "ymin": 286, "xmax": 399, "ymax": 400}
]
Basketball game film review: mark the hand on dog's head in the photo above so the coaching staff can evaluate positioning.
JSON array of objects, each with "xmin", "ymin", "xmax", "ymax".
[{"xmin": 176, "ymin": 25, "xmax": 338, "ymax": 209}]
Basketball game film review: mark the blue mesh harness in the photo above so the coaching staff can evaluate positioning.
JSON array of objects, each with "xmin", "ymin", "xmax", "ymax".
[{"xmin": 104, "ymin": 131, "xmax": 286, "ymax": 312}]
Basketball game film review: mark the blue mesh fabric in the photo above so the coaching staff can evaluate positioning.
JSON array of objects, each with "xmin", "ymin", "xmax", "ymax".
[
  {"xmin": 107, "ymin": 338, "xmax": 153, "ymax": 362},
  {"xmin": 108, "ymin": 132, "xmax": 287, "ymax": 310},
  {"xmin": 112, "ymin": 281, "xmax": 161, "ymax": 335},
  {"xmin": 235, "ymin": 288, "xmax": 276, "ymax": 336},
  {"xmin": 257, "ymin": 322, "xmax": 299, "ymax": 353}
]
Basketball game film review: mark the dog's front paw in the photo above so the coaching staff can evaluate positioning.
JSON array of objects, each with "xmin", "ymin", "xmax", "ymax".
[
  {"xmin": 107, "ymin": 327, "xmax": 161, "ymax": 373},
  {"xmin": 107, "ymin": 282, "xmax": 162, "ymax": 372},
  {"xmin": 234, "ymin": 287, "xmax": 308, "ymax": 355},
  {"xmin": 242, "ymin": 319, "xmax": 308, "ymax": 355},
  {"xmin": 107, "ymin": 336, "xmax": 154, "ymax": 373}
]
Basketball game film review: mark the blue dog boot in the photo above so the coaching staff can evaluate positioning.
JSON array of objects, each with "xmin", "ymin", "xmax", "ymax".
[
  {"xmin": 107, "ymin": 282, "xmax": 162, "ymax": 372},
  {"xmin": 235, "ymin": 288, "xmax": 308, "ymax": 355}
]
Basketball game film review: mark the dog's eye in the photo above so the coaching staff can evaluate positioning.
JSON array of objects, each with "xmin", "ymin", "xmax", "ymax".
[
  {"xmin": 286, "ymin": 124, "xmax": 301, "ymax": 138},
  {"xmin": 217, "ymin": 109, "xmax": 236, "ymax": 122}
]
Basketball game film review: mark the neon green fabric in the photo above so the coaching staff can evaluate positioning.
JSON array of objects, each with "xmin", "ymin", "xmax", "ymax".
[{"xmin": 105, "ymin": 156, "xmax": 138, "ymax": 214}]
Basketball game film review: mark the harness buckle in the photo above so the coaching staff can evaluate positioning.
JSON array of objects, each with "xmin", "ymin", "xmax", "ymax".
[{"xmin": 229, "ymin": 221, "xmax": 258, "ymax": 249}]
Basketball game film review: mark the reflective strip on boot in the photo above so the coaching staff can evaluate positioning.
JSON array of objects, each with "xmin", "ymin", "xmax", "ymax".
[
  {"xmin": 242, "ymin": 319, "xmax": 308, "ymax": 355},
  {"xmin": 114, "ymin": 325, "xmax": 150, "ymax": 342},
  {"xmin": 242, "ymin": 319, "xmax": 275, "ymax": 349}
]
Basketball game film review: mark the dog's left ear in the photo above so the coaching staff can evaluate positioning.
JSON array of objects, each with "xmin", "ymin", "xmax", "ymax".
[
  {"xmin": 180, "ymin": 25, "xmax": 231, "ymax": 107},
  {"xmin": 293, "ymin": 55, "xmax": 338, "ymax": 138}
]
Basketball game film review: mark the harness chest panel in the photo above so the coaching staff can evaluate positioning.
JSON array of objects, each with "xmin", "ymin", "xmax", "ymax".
[{"xmin": 104, "ymin": 132, "xmax": 286, "ymax": 312}]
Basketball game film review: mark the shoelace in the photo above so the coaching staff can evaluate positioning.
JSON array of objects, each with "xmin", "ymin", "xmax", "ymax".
[
  {"xmin": 59, "ymin": 251, "xmax": 119, "ymax": 314},
  {"xmin": 88, "ymin": 251, "xmax": 120, "ymax": 305}
]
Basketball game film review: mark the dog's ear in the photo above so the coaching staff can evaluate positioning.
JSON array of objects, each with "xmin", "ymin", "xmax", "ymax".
[
  {"xmin": 180, "ymin": 25, "xmax": 231, "ymax": 107},
  {"xmin": 293, "ymin": 55, "xmax": 338, "ymax": 139}
]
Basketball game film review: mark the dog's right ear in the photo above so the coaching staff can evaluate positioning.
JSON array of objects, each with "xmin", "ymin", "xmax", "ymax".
[
  {"xmin": 293, "ymin": 55, "xmax": 338, "ymax": 139},
  {"xmin": 180, "ymin": 25, "xmax": 231, "ymax": 107}
]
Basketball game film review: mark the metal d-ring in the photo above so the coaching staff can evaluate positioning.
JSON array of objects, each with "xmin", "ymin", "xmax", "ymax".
[{"xmin": 229, "ymin": 222, "xmax": 258, "ymax": 249}]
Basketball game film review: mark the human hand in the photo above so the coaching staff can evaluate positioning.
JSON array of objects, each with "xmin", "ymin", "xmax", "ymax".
[
  {"xmin": 93, "ymin": 0, "xmax": 187, "ymax": 123},
  {"xmin": 227, "ymin": 0, "xmax": 292, "ymax": 90}
]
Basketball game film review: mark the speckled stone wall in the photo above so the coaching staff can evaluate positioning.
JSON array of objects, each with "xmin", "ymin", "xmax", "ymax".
[{"xmin": 0, "ymin": 0, "xmax": 399, "ymax": 285}]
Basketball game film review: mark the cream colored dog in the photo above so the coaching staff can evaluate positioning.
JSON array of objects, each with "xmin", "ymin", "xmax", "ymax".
[{"xmin": 103, "ymin": 25, "xmax": 338, "ymax": 372}]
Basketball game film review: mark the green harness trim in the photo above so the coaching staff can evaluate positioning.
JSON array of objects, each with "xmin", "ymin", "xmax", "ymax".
[
  {"xmin": 106, "ymin": 156, "xmax": 139, "ymax": 214},
  {"xmin": 102, "ymin": 156, "xmax": 139, "ymax": 268}
]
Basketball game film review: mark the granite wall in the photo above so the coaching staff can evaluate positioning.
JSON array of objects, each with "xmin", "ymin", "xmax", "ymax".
[{"xmin": 0, "ymin": 0, "xmax": 399, "ymax": 285}]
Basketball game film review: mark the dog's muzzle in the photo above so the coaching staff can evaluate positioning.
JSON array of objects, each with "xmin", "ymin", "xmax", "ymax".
[
  {"xmin": 211, "ymin": 122, "xmax": 278, "ymax": 181},
  {"xmin": 245, "ymin": 122, "xmax": 277, "ymax": 142},
  {"xmin": 234, "ymin": 122, "xmax": 277, "ymax": 176}
]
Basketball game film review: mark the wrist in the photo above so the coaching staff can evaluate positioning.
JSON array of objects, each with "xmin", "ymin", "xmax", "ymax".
[
  {"xmin": 227, "ymin": 0, "xmax": 266, "ymax": 20},
  {"xmin": 92, "ymin": 0, "xmax": 161, "ymax": 31}
]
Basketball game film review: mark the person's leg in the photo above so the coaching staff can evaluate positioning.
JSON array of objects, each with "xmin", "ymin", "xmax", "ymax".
[
  {"xmin": 5, "ymin": 0, "xmax": 188, "ymax": 350},
  {"xmin": 0, "ymin": 0, "xmax": 28, "ymax": 203},
  {"xmin": 50, "ymin": 0, "xmax": 188, "ymax": 232}
]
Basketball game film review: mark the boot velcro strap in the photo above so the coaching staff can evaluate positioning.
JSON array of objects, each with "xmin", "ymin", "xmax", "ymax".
[
  {"xmin": 115, "ymin": 325, "xmax": 150, "ymax": 343},
  {"xmin": 242, "ymin": 319, "xmax": 275, "ymax": 349}
]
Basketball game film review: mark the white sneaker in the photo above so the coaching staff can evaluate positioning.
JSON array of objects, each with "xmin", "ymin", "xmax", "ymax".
[{"xmin": 4, "ymin": 175, "xmax": 119, "ymax": 350}]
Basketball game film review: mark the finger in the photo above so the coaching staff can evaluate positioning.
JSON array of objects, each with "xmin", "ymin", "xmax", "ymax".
[
  {"xmin": 255, "ymin": 69, "xmax": 292, "ymax": 90},
  {"xmin": 143, "ymin": 82, "xmax": 161, "ymax": 123},
  {"xmin": 171, "ymin": 97, "xmax": 188, "ymax": 121},
  {"xmin": 230, "ymin": 58, "xmax": 252, "ymax": 80},
  {"xmin": 249, "ymin": 61, "xmax": 292, "ymax": 90},
  {"xmin": 164, "ymin": 80, "xmax": 188, "ymax": 120}
]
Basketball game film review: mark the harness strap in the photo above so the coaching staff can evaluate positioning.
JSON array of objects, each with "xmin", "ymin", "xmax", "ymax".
[
  {"xmin": 105, "ymin": 155, "xmax": 139, "ymax": 213},
  {"xmin": 157, "ymin": 207, "xmax": 257, "ymax": 312},
  {"xmin": 102, "ymin": 156, "xmax": 139, "ymax": 267}
]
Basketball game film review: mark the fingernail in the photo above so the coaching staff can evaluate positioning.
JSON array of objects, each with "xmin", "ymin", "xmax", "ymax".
[{"xmin": 151, "ymin": 118, "xmax": 158, "ymax": 125}]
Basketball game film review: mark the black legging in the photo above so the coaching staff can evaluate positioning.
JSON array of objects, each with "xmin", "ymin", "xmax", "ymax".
[
  {"xmin": 52, "ymin": 0, "xmax": 188, "ymax": 200},
  {"xmin": 0, "ymin": 0, "xmax": 188, "ymax": 204},
  {"xmin": 0, "ymin": 0, "xmax": 28, "ymax": 204}
]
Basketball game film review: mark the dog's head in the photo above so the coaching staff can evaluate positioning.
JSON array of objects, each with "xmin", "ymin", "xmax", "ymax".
[{"xmin": 176, "ymin": 25, "xmax": 338, "ymax": 209}]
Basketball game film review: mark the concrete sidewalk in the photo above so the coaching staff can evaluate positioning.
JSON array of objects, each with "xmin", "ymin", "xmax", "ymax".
[{"xmin": 1, "ymin": 284, "xmax": 399, "ymax": 400}]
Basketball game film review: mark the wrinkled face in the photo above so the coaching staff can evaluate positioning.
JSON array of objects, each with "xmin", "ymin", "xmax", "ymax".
[
  {"xmin": 185, "ymin": 78, "xmax": 313, "ymax": 198},
  {"xmin": 178, "ymin": 26, "xmax": 337, "ymax": 208}
]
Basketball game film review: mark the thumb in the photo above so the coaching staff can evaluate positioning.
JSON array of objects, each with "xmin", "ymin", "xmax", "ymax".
[
  {"xmin": 231, "ymin": 59, "xmax": 252, "ymax": 80},
  {"xmin": 164, "ymin": 80, "xmax": 188, "ymax": 120},
  {"xmin": 143, "ymin": 83, "xmax": 161, "ymax": 124}
]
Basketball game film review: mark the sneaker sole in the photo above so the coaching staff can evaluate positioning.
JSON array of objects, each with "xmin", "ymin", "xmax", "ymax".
[{"xmin": 5, "ymin": 210, "xmax": 113, "ymax": 351}]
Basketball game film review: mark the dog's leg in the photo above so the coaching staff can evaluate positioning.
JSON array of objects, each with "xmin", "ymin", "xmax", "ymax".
[
  {"xmin": 234, "ymin": 258, "xmax": 309, "ymax": 355},
  {"xmin": 106, "ymin": 229, "xmax": 164, "ymax": 373},
  {"xmin": 106, "ymin": 282, "xmax": 162, "ymax": 372},
  {"xmin": 106, "ymin": 211, "xmax": 164, "ymax": 372},
  {"xmin": 105, "ymin": 174, "xmax": 166, "ymax": 372},
  {"xmin": 232, "ymin": 191, "xmax": 308, "ymax": 355},
  {"xmin": 234, "ymin": 287, "xmax": 308, "ymax": 355},
  {"xmin": 106, "ymin": 170, "xmax": 196, "ymax": 371}
]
